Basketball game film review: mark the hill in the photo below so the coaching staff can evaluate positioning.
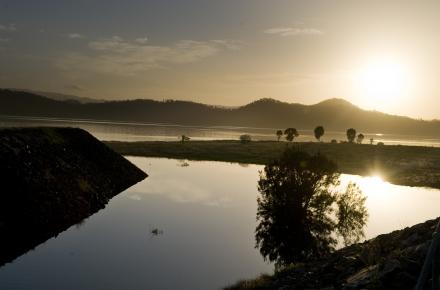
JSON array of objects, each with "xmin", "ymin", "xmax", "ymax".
[
  {"xmin": 1, "ymin": 89, "xmax": 439, "ymax": 136},
  {"xmin": 8, "ymin": 88, "xmax": 100, "ymax": 103}
]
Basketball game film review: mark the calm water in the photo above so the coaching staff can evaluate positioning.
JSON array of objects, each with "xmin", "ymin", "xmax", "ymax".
[
  {"xmin": 1, "ymin": 157, "xmax": 440, "ymax": 290},
  {"xmin": 1, "ymin": 115, "xmax": 440, "ymax": 146}
]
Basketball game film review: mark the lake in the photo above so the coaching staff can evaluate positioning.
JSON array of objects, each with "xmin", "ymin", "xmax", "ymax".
[
  {"xmin": 0, "ymin": 157, "xmax": 439, "ymax": 290},
  {"xmin": 1, "ymin": 115, "xmax": 440, "ymax": 147}
]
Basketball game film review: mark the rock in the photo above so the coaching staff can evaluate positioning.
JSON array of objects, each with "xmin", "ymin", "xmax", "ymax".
[
  {"xmin": 227, "ymin": 218, "xmax": 440, "ymax": 290},
  {"xmin": 345, "ymin": 265, "xmax": 379, "ymax": 288}
]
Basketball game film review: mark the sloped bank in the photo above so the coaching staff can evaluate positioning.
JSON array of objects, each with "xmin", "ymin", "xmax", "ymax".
[
  {"xmin": 226, "ymin": 218, "xmax": 438, "ymax": 290},
  {"xmin": 0, "ymin": 127, "xmax": 147, "ymax": 267}
]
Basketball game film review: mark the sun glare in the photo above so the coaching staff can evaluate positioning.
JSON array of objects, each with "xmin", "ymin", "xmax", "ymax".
[
  {"xmin": 356, "ymin": 60, "xmax": 410, "ymax": 108},
  {"xmin": 358, "ymin": 174, "xmax": 385, "ymax": 194}
]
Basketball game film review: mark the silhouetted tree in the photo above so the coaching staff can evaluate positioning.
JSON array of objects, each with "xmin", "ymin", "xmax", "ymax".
[
  {"xmin": 370, "ymin": 138, "xmax": 374, "ymax": 145},
  {"xmin": 240, "ymin": 134, "xmax": 252, "ymax": 144},
  {"xmin": 284, "ymin": 128, "xmax": 299, "ymax": 142},
  {"xmin": 346, "ymin": 128, "xmax": 356, "ymax": 143},
  {"xmin": 181, "ymin": 135, "xmax": 190, "ymax": 143},
  {"xmin": 357, "ymin": 133, "xmax": 365, "ymax": 144},
  {"xmin": 255, "ymin": 148, "xmax": 367, "ymax": 267},
  {"xmin": 314, "ymin": 126, "xmax": 325, "ymax": 141},
  {"xmin": 276, "ymin": 130, "xmax": 283, "ymax": 141}
]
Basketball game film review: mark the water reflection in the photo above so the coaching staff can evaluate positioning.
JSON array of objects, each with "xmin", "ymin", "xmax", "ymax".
[
  {"xmin": 0, "ymin": 158, "xmax": 272, "ymax": 290},
  {"xmin": 0, "ymin": 157, "xmax": 440, "ymax": 290},
  {"xmin": 254, "ymin": 149, "xmax": 368, "ymax": 267},
  {"xmin": 339, "ymin": 174, "xmax": 440, "ymax": 239}
]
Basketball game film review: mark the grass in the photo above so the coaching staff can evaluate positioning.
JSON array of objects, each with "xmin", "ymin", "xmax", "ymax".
[{"xmin": 104, "ymin": 140, "xmax": 440, "ymax": 189}]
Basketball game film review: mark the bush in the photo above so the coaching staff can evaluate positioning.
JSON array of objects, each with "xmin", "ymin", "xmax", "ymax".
[
  {"xmin": 240, "ymin": 134, "xmax": 252, "ymax": 144},
  {"xmin": 180, "ymin": 135, "xmax": 190, "ymax": 143}
]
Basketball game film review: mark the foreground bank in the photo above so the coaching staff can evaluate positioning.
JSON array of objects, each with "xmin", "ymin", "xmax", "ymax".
[
  {"xmin": 105, "ymin": 140, "xmax": 440, "ymax": 189},
  {"xmin": 226, "ymin": 217, "xmax": 437, "ymax": 290},
  {"xmin": 0, "ymin": 127, "xmax": 147, "ymax": 266}
]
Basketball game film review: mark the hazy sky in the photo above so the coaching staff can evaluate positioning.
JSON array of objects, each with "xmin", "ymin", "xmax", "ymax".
[{"xmin": 1, "ymin": 0, "xmax": 440, "ymax": 119}]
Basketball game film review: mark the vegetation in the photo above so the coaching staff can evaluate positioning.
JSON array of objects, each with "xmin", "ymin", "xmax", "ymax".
[
  {"xmin": 180, "ymin": 135, "xmax": 190, "ymax": 143},
  {"xmin": 314, "ymin": 126, "xmax": 325, "ymax": 141},
  {"xmin": 105, "ymin": 140, "xmax": 440, "ymax": 189},
  {"xmin": 276, "ymin": 130, "xmax": 283, "ymax": 141},
  {"xmin": 256, "ymin": 148, "xmax": 367, "ymax": 267},
  {"xmin": 347, "ymin": 128, "xmax": 357, "ymax": 143},
  {"xmin": 284, "ymin": 128, "xmax": 299, "ymax": 142},
  {"xmin": 357, "ymin": 133, "xmax": 365, "ymax": 144},
  {"xmin": 240, "ymin": 134, "xmax": 252, "ymax": 144}
]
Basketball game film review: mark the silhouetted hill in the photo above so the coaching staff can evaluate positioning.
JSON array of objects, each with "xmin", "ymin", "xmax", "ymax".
[
  {"xmin": 1, "ymin": 89, "xmax": 440, "ymax": 136},
  {"xmin": 8, "ymin": 88, "xmax": 100, "ymax": 103}
]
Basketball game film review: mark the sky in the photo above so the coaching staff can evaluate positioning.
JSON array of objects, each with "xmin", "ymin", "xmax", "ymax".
[{"xmin": 1, "ymin": 0, "xmax": 440, "ymax": 119}]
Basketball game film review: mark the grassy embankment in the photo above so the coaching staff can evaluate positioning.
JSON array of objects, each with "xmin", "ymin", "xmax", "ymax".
[{"xmin": 105, "ymin": 140, "xmax": 440, "ymax": 189}]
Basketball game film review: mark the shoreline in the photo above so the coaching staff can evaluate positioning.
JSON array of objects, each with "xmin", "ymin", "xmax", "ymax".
[{"xmin": 105, "ymin": 140, "xmax": 440, "ymax": 189}]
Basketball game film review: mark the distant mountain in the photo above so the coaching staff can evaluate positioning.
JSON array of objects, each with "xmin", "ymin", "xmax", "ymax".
[
  {"xmin": 7, "ymin": 88, "xmax": 100, "ymax": 104},
  {"xmin": 0, "ymin": 88, "xmax": 439, "ymax": 136}
]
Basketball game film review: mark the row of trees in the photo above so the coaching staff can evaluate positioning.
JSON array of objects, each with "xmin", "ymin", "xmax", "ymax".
[
  {"xmin": 346, "ymin": 128, "xmax": 368, "ymax": 144},
  {"xmin": 276, "ymin": 126, "xmax": 324, "ymax": 142},
  {"xmin": 275, "ymin": 126, "xmax": 370, "ymax": 144}
]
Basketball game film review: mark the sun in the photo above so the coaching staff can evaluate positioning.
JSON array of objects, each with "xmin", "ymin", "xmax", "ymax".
[{"xmin": 356, "ymin": 60, "xmax": 410, "ymax": 108}]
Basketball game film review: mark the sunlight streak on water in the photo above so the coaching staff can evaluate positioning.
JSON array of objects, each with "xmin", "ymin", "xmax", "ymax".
[{"xmin": 339, "ymin": 173, "xmax": 440, "ymax": 240}]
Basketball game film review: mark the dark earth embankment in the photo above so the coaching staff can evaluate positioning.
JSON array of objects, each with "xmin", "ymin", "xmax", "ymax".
[
  {"xmin": 0, "ymin": 127, "xmax": 147, "ymax": 267},
  {"xmin": 226, "ymin": 218, "xmax": 439, "ymax": 290}
]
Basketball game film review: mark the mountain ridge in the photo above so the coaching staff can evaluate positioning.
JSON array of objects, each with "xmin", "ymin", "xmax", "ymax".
[
  {"xmin": 7, "ymin": 88, "xmax": 101, "ymax": 104},
  {"xmin": 0, "ymin": 88, "xmax": 439, "ymax": 136}
]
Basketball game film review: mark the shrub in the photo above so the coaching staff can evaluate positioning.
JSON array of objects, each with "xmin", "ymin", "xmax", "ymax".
[{"xmin": 240, "ymin": 134, "xmax": 252, "ymax": 144}]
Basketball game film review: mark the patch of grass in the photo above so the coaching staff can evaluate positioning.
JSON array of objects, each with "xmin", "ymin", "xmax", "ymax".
[{"xmin": 105, "ymin": 140, "xmax": 440, "ymax": 189}]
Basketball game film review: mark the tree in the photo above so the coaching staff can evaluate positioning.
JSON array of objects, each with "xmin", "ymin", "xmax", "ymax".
[
  {"xmin": 276, "ymin": 130, "xmax": 283, "ymax": 141},
  {"xmin": 180, "ymin": 135, "xmax": 190, "ymax": 143},
  {"xmin": 346, "ymin": 128, "xmax": 356, "ymax": 143},
  {"xmin": 357, "ymin": 133, "xmax": 365, "ymax": 144},
  {"xmin": 240, "ymin": 134, "xmax": 252, "ymax": 144},
  {"xmin": 284, "ymin": 128, "xmax": 299, "ymax": 142},
  {"xmin": 314, "ymin": 126, "xmax": 325, "ymax": 141},
  {"xmin": 370, "ymin": 138, "xmax": 374, "ymax": 145},
  {"xmin": 255, "ymin": 148, "xmax": 368, "ymax": 267}
]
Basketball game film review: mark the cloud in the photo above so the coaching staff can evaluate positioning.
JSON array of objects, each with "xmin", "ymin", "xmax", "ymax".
[
  {"xmin": 135, "ymin": 36, "xmax": 148, "ymax": 44},
  {"xmin": 67, "ymin": 33, "xmax": 84, "ymax": 39},
  {"xmin": 264, "ymin": 27, "xmax": 323, "ymax": 36},
  {"xmin": 224, "ymin": 73, "xmax": 316, "ymax": 84},
  {"xmin": 0, "ymin": 24, "xmax": 17, "ymax": 32},
  {"xmin": 56, "ymin": 36, "xmax": 242, "ymax": 75}
]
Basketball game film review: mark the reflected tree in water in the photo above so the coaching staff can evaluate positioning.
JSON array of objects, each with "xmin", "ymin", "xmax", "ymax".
[{"xmin": 255, "ymin": 148, "xmax": 368, "ymax": 267}]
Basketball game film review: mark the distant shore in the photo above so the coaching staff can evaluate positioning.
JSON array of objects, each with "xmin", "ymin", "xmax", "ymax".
[{"xmin": 105, "ymin": 140, "xmax": 440, "ymax": 189}]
